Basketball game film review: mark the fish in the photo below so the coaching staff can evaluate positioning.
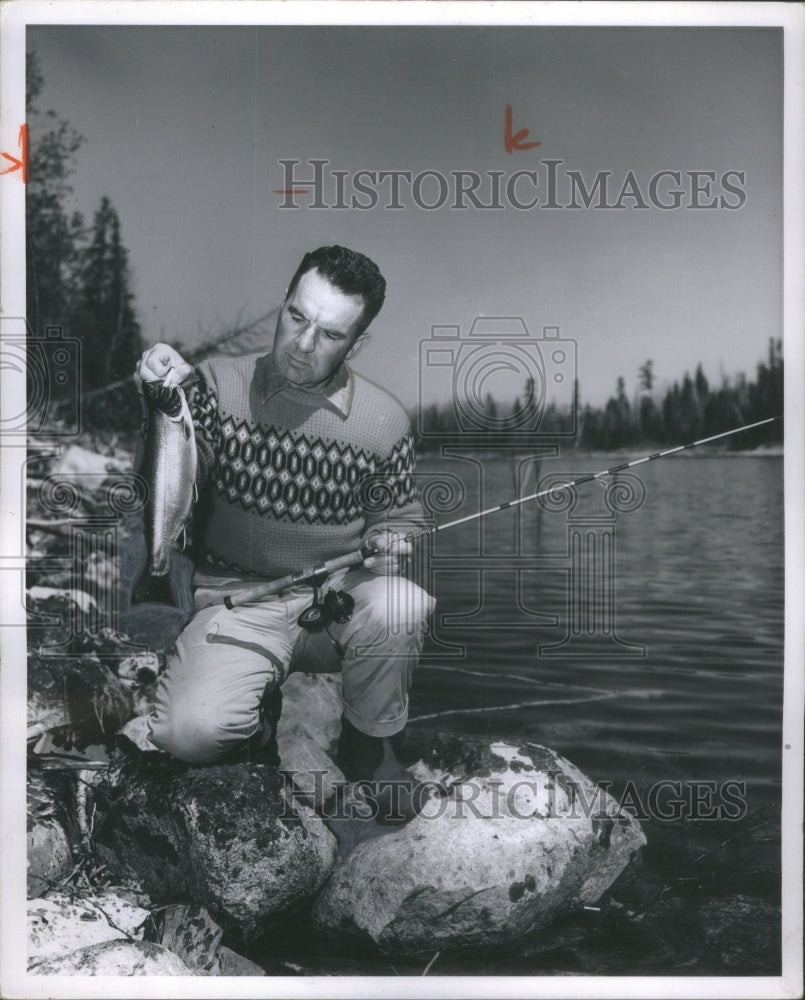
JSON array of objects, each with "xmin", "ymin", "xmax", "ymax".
[{"xmin": 140, "ymin": 377, "xmax": 198, "ymax": 577}]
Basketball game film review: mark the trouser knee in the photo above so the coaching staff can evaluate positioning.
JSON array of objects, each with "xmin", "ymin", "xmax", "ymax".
[
  {"xmin": 148, "ymin": 707, "xmax": 242, "ymax": 765},
  {"xmin": 148, "ymin": 682, "xmax": 276, "ymax": 765},
  {"xmin": 352, "ymin": 576, "xmax": 435, "ymax": 647}
]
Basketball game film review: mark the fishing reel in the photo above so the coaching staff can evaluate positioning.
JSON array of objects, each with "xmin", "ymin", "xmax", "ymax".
[{"xmin": 297, "ymin": 581, "xmax": 355, "ymax": 658}]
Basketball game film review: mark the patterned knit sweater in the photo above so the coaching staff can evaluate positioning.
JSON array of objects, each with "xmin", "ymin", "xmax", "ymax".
[{"xmin": 186, "ymin": 351, "xmax": 424, "ymax": 579}]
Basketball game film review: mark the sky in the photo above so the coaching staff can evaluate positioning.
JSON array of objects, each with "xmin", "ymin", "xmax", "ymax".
[{"xmin": 28, "ymin": 22, "xmax": 783, "ymax": 410}]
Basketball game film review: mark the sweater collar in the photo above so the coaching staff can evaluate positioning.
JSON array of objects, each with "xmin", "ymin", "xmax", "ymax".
[{"xmin": 256, "ymin": 353, "xmax": 354, "ymax": 418}]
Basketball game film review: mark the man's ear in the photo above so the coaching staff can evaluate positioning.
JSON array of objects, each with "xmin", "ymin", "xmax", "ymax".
[{"xmin": 346, "ymin": 332, "xmax": 370, "ymax": 360}]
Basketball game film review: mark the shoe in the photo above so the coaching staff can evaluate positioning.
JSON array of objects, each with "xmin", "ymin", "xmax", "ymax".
[
  {"xmin": 336, "ymin": 715, "xmax": 422, "ymax": 825},
  {"xmin": 254, "ymin": 684, "xmax": 282, "ymax": 766}
]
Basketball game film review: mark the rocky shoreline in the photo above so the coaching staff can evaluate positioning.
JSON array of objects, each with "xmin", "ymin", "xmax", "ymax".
[
  {"xmin": 27, "ymin": 613, "xmax": 647, "ymax": 975},
  {"xmin": 23, "ymin": 442, "xmax": 780, "ymax": 977}
]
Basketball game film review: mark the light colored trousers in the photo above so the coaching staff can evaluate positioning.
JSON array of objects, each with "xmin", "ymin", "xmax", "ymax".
[{"xmin": 148, "ymin": 566, "xmax": 435, "ymax": 764}]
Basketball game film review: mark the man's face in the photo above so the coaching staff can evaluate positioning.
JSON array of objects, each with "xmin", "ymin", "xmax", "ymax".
[{"xmin": 271, "ymin": 269, "xmax": 367, "ymax": 389}]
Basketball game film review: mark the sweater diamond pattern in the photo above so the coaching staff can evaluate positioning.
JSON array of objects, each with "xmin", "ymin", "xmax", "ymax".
[{"xmin": 212, "ymin": 415, "xmax": 415, "ymax": 524}]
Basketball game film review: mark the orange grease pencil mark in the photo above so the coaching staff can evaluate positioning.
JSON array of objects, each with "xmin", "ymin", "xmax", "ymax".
[
  {"xmin": 1, "ymin": 124, "xmax": 29, "ymax": 182},
  {"xmin": 504, "ymin": 105, "xmax": 540, "ymax": 154}
]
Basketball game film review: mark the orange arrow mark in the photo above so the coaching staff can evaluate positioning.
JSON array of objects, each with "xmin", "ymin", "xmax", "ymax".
[
  {"xmin": 1, "ymin": 124, "xmax": 29, "ymax": 182},
  {"xmin": 504, "ymin": 104, "xmax": 540, "ymax": 154}
]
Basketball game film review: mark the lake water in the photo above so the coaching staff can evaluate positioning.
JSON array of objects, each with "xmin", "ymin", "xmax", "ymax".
[{"xmin": 410, "ymin": 453, "xmax": 785, "ymax": 812}]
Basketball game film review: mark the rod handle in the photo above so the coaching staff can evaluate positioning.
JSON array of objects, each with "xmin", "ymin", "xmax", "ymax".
[{"xmin": 222, "ymin": 548, "xmax": 368, "ymax": 610}]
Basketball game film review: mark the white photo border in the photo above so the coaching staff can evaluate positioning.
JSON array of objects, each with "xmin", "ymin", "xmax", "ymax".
[{"xmin": 1, "ymin": 3, "xmax": 802, "ymax": 998}]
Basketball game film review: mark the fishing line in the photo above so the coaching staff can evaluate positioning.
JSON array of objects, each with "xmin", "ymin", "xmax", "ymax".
[
  {"xmin": 407, "ymin": 687, "xmax": 664, "ymax": 724},
  {"xmin": 418, "ymin": 662, "xmax": 613, "ymax": 695},
  {"xmin": 407, "ymin": 691, "xmax": 622, "ymax": 724}
]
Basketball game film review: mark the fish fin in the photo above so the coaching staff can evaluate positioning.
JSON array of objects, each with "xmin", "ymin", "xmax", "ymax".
[{"xmin": 179, "ymin": 389, "xmax": 195, "ymax": 440}]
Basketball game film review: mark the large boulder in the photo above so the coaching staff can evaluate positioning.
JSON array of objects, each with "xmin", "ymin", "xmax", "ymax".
[
  {"xmin": 94, "ymin": 754, "xmax": 337, "ymax": 937},
  {"xmin": 277, "ymin": 672, "xmax": 346, "ymax": 810},
  {"xmin": 312, "ymin": 735, "xmax": 646, "ymax": 957},
  {"xmin": 279, "ymin": 671, "xmax": 343, "ymax": 750},
  {"xmin": 278, "ymin": 736, "xmax": 346, "ymax": 812},
  {"xmin": 28, "ymin": 891, "xmax": 150, "ymax": 968},
  {"xmin": 158, "ymin": 903, "xmax": 223, "ymax": 973},
  {"xmin": 31, "ymin": 940, "xmax": 192, "ymax": 976},
  {"xmin": 155, "ymin": 903, "xmax": 266, "ymax": 975},
  {"xmin": 212, "ymin": 945, "xmax": 266, "ymax": 976},
  {"xmin": 27, "ymin": 771, "xmax": 77, "ymax": 898},
  {"xmin": 28, "ymin": 652, "xmax": 134, "ymax": 740}
]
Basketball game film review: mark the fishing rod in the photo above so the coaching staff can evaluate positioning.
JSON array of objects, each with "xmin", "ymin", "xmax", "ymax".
[{"xmin": 222, "ymin": 414, "xmax": 782, "ymax": 610}]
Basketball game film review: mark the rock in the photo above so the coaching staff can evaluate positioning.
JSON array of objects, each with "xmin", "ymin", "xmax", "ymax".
[
  {"xmin": 29, "ymin": 566, "xmax": 74, "ymax": 589},
  {"xmin": 115, "ymin": 654, "xmax": 161, "ymax": 718},
  {"xmin": 106, "ymin": 886, "xmax": 154, "ymax": 908},
  {"xmin": 28, "ymin": 891, "xmax": 150, "ymax": 967},
  {"xmin": 115, "ymin": 520, "xmax": 148, "ymax": 619},
  {"xmin": 155, "ymin": 904, "xmax": 267, "ymax": 976},
  {"xmin": 82, "ymin": 551, "xmax": 119, "ymax": 597},
  {"xmin": 117, "ymin": 714, "xmax": 161, "ymax": 753},
  {"xmin": 28, "ymin": 586, "xmax": 98, "ymax": 615},
  {"xmin": 278, "ymin": 735, "xmax": 346, "ymax": 810},
  {"xmin": 120, "ymin": 601, "xmax": 193, "ymax": 651},
  {"xmin": 27, "ymin": 819, "xmax": 73, "ymax": 899},
  {"xmin": 212, "ymin": 944, "xmax": 266, "ymax": 976},
  {"xmin": 27, "ymin": 771, "xmax": 76, "ymax": 898},
  {"xmin": 277, "ymin": 673, "xmax": 346, "ymax": 809},
  {"xmin": 94, "ymin": 755, "xmax": 338, "ymax": 936},
  {"xmin": 280, "ymin": 672, "xmax": 343, "ymax": 751},
  {"xmin": 116, "ymin": 526, "xmax": 195, "ymax": 649},
  {"xmin": 32, "ymin": 940, "xmax": 192, "ymax": 975},
  {"xmin": 27, "ymin": 592, "xmax": 92, "ymax": 653},
  {"xmin": 116, "ymin": 652, "xmax": 159, "ymax": 685},
  {"xmin": 325, "ymin": 811, "xmax": 402, "ymax": 863},
  {"xmin": 159, "ymin": 904, "xmax": 223, "ymax": 973},
  {"xmin": 28, "ymin": 652, "xmax": 134, "ymax": 739},
  {"xmin": 50, "ymin": 444, "xmax": 128, "ymax": 480},
  {"xmin": 312, "ymin": 735, "xmax": 646, "ymax": 957}
]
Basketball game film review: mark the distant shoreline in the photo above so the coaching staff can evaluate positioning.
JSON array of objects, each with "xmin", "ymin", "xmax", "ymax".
[{"xmin": 417, "ymin": 445, "xmax": 784, "ymax": 459}]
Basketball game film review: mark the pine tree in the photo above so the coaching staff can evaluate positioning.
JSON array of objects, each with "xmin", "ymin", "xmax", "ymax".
[
  {"xmin": 638, "ymin": 359, "xmax": 654, "ymax": 393},
  {"xmin": 25, "ymin": 50, "xmax": 86, "ymax": 338},
  {"xmin": 74, "ymin": 197, "xmax": 143, "ymax": 390},
  {"xmin": 26, "ymin": 53, "xmax": 144, "ymax": 429},
  {"xmin": 637, "ymin": 360, "xmax": 661, "ymax": 442}
]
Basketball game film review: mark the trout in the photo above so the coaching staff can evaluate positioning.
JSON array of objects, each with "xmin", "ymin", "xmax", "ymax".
[{"xmin": 141, "ymin": 378, "xmax": 198, "ymax": 577}]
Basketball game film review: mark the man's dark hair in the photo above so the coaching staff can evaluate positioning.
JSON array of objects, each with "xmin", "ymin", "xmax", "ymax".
[{"xmin": 286, "ymin": 245, "xmax": 386, "ymax": 334}]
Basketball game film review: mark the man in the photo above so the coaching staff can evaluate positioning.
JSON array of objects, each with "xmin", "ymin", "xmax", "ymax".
[{"xmin": 135, "ymin": 245, "xmax": 434, "ymax": 820}]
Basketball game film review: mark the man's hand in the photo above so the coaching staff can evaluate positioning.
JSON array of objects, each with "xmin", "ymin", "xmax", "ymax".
[
  {"xmin": 134, "ymin": 343, "xmax": 194, "ymax": 393},
  {"xmin": 363, "ymin": 530, "xmax": 412, "ymax": 575}
]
